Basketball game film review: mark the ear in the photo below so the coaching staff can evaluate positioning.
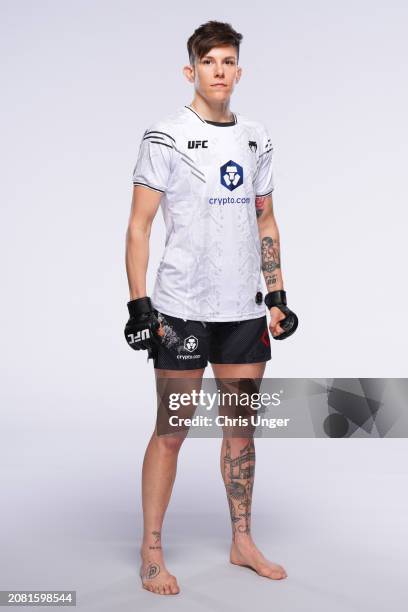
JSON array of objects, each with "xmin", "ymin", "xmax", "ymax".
[
  {"xmin": 236, "ymin": 65, "xmax": 242, "ymax": 83},
  {"xmin": 183, "ymin": 64, "xmax": 195, "ymax": 83}
]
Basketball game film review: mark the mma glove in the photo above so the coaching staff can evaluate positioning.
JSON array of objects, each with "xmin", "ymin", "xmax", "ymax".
[
  {"xmin": 124, "ymin": 296, "xmax": 160, "ymax": 357},
  {"xmin": 264, "ymin": 290, "xmax": 298, "ymax": 340}
]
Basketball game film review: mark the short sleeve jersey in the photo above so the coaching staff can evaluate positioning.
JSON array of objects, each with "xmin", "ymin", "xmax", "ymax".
[{"xmin": 132, "ymin": 105, "xmax": 274, "ymax": 322}]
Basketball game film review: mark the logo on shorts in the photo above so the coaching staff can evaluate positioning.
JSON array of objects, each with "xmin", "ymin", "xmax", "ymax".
[
  {"xmin": 184, "ymin": 335, "xmax": 198, "ymax": 352},
  {"xmin": 260, "ymin": 329, "xmax": 270, "ymax": 347},
  {"xmin": 220, "ymin": 160, "xmax": 244, "ymax": 191}
]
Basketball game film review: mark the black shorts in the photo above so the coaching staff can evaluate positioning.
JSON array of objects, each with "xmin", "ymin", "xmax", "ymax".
[{"xmin": 152, "ymin": 311, "xmax": 271, "ymax": 370}]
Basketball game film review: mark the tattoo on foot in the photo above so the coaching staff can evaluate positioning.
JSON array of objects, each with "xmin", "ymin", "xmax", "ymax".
[{"xmin": 143, "ymin": 563, "xmax": 160, "ymax": 580}]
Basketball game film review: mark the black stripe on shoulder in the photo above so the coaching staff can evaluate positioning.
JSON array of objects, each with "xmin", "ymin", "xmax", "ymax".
[
  {"xmin": 144, "ymin": 130, "xmax": 176, "ymax": 143},
  {"xmin": 143, "ymin": 139, "xmax": 174, "ymax": 149},
  {"xmin": 258, "ymin": 147, "xmax": 273, "ymax": 158},
  {"xmin": 133, "ymin": 181, "xmax": 165, "ymax": 194}
]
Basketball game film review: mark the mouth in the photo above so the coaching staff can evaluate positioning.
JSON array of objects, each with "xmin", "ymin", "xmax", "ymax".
[{"xmin": 211, "ymin": 83, "xmax": 227, "ymax": 88}]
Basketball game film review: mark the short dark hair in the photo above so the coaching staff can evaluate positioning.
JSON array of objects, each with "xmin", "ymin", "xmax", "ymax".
[{"xmin": 187, "ymin": 21, "xmax": 243, "ymax": 65}]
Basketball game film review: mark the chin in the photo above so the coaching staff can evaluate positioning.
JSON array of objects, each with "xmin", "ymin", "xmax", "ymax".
[{"xmin": 207, "ymin": 89, "xmax": 231, "ymax": 102}]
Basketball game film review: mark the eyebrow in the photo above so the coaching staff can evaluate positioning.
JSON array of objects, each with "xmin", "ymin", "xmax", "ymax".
[{"xmin": 201, "ymin": 55, "xmax": 237, "ymax": 61}]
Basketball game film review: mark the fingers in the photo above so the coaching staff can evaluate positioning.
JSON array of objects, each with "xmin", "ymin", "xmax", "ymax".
[
  {"xmin": 270, "ymin": 314, "xmax": 286, "ymax": 337},
  {"xmin": 270, "ymin": 322, "xmax": 284, "ymax": 338}
]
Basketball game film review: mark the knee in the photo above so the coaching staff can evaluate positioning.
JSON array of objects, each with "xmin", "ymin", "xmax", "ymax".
[{"xmin": 155, "ymin": 433, "xmax": 185, "ymax": 454}]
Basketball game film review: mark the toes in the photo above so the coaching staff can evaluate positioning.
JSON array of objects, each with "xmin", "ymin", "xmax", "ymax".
[
  {"xmin": 168, "ymin": 576, "xmax": 180, "ymax": 594},
  {"xmin": 259, "ymin": 565, "xmax": 287, "ymax": 579},
  {"xmin": 276, "ymin": 565, "xmax": 288, "ymax": 578},
  {"xmin": 142, "ymin": 580, "xmax": 179, "ymax": 595}
]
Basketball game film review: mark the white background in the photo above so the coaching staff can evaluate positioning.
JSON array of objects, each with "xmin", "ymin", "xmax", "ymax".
[{"xmin": 1, "ymin": 1, "xmax": 407, "ymax": 610}]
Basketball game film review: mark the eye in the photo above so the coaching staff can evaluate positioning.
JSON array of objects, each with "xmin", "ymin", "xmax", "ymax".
[{"xmin": 202, "ymin": 58, "xmax": 212, "ymax": 64}]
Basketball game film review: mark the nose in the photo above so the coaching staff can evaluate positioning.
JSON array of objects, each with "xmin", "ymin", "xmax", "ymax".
[{"xmin": 213, "ymin": 61, "xmax": 225, "ymax": 78}]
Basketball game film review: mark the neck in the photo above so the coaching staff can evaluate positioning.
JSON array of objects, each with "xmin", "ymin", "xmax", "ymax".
[{"xmin": 189, "ymin": 92, "xmax": 233, "ymax": 123}]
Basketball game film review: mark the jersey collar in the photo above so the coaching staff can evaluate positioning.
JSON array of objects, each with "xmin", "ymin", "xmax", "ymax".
[{"xmin": 184, "ymin": 105, "xmax": 237, "ymax": 126}]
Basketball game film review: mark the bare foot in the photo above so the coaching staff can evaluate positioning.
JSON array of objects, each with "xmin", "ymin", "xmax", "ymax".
[
  {"xmin": 140, "ymin": 548, "xmax": 180, "ymax": 595},
  {"xmin": 230, "ymin": 536, "xmax": 287, "ymax": 580}
]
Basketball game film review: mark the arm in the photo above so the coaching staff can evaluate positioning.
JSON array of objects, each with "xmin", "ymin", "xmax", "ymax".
[
  {"xmin": 125, "ymin": 185, "xmax": 162, "ymax": 300},
  {"xmin": 256, "ymin": 194, "xmax": 283, "ymax": 292},
  {"xmin": 256, "ymin": 194, "xmax": 286, "ymax": 337}
]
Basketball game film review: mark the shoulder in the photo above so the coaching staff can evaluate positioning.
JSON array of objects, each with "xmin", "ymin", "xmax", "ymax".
[
  {"xmin": 143, "ymin": 108, "xmax": 188, "ymax": 146},
  {"xmin": 237, "ymin": 114, "xmax": 272, "ymax": 139}
]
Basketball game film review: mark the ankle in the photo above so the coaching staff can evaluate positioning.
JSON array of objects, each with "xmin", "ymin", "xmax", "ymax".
[
  {"xmin": 142, "ymin": 529, "xmax": 162, "ymax": 551},
  {"xmin": 141, "ymin": 541, "xmax": 163, "ymax": 552},
  {"xmin": 232, "ymin": 533, "xmax": 253, "ymax": 545}
]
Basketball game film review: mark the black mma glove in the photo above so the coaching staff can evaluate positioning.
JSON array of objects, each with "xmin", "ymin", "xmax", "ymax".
[
  {"xmin": 264, "ymin": 290, "xmax": 298, "ymax": 340},
  {"xmin": 124, "ymin": 296, "xmax": 160, "ymax": 357}
]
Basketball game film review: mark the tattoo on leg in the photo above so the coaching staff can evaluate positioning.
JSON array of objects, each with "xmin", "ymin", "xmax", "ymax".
[
  {"xmin": 149, "ymin": 530, "xmax": 162, "ymax": 550},
  {"xmin": 152, "ymin": 530, "xmax": 161, "ymax": 543},
  {"xmin": 223, "ymin": 439, "xmax": 255, "ymax": 538},
  {"xmin": 261, "ymin": 236, "xmax": 280, "ymax": 274}
]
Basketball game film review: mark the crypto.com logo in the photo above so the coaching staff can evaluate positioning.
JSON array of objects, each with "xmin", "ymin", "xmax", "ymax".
[
  {"xmin": 220, "ymin": 160, "xmax": 244, "ymax": 191},
  {"xmin": 184, "ymin": 335, "xmax": 198, "ymax": 352}
]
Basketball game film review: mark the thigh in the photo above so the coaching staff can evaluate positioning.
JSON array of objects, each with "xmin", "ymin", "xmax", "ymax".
[
  {"xmin": 211, "ymin": 362, "xmax": 266, "ymax": 379},
  {"xmin": 154, "ymin": 365, "xmax": 206, "ymax": 437},
  {"xmin": 211, "ymin": 362, "xmax": 265, "ymax": 438},
  {"xmin": 208, "ymin": 316, "xmax": 271, "ymax": 366}
]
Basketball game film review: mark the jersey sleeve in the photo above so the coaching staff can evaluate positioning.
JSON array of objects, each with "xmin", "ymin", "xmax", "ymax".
[
  {"xmin": 132, "ymin": 127, "xmax": 174, "ymax": 193},
  {"xmin": 253, "ymin": 125, "xmax": 274, "ymax": 197}
]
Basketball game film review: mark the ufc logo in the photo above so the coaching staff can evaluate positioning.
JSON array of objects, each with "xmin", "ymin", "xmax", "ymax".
[
  {"xmin": 127, "ymin": 329, "xmax": 150, "ymax": 344},
  {"xmin": 188, "ymin": 140, "xmax": 208, "ymax": 149}
]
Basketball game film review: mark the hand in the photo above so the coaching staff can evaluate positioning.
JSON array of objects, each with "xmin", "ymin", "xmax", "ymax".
[
  {"xmin": 268, "ymin": 304, "xmax": 299, "ymax": 340},
  {"xmin": 264, "ymin": 290, "xmax": 298, "ymax": 340},
  {"xmin": 269, "ymin": 306, "xmax": 287, "ymax": 338},
  {"xmin": 124, "ymin": 297, "xmax": 161, "ymax": 354}
]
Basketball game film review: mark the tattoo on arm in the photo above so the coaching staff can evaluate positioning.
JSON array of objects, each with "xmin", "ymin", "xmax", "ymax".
[
  {"xmin": 261, "ymin": 236, "xmax": 280, "ymax": 275},
  {"xmin": 265, "ymin": 274, "xmax": 278, "ymax": 287},
  {"xmin": 255, "ymin": 196, "xmax": 266, "ymax": 219}
]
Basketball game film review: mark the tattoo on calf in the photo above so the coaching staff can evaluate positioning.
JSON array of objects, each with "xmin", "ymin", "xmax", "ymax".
[
  {"xmin": 261, "ymin": 236, "xmax": 281, "ymax": 274},
  {"xmin": 223, "ymin": 439, "xmax": 255, "ymax": 538},
  {"xmin": 152, "ymin": 530, "xmax": 161, "ymax": 543},
  {"xmin": 149, "ymin": 530, "xmax": 162, "ymax": 550}
]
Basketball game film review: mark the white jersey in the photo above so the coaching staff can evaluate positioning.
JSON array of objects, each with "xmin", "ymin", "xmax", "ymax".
[{"xmin": 132, "ymin": 105, "xmax": 274, "ymax": 322}]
